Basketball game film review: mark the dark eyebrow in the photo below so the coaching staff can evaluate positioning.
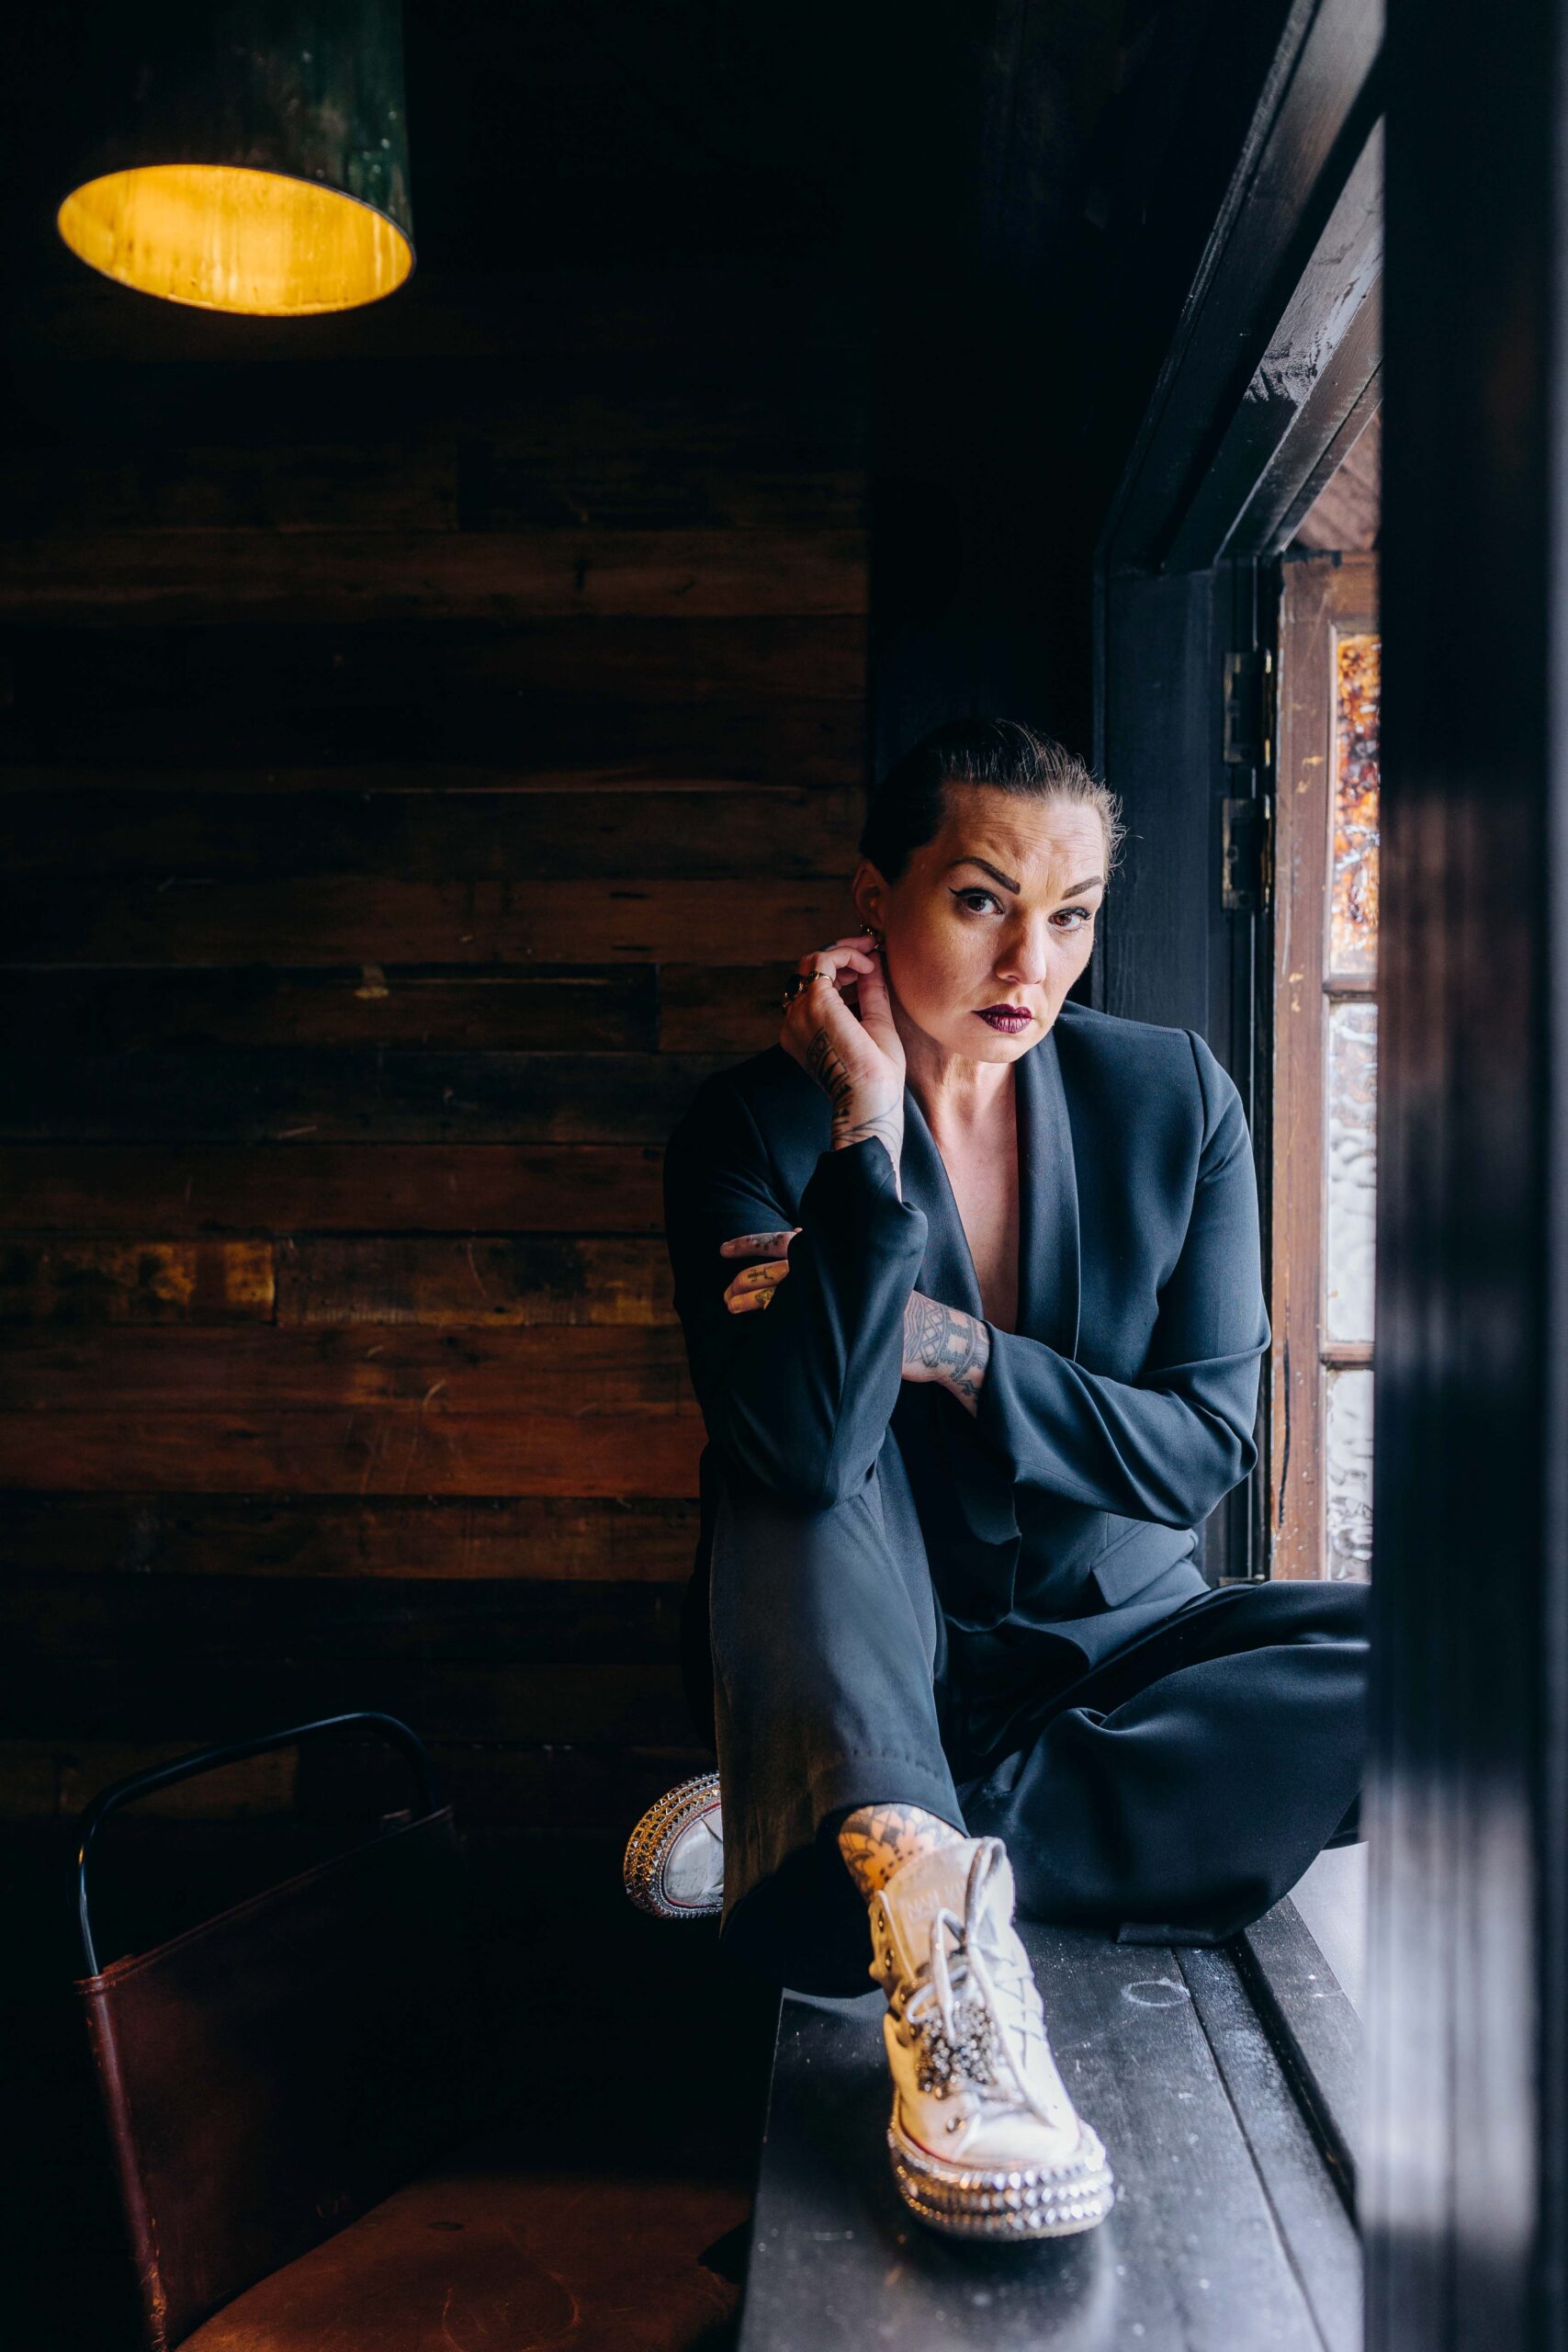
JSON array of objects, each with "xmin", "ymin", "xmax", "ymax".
[
  {"xmin": 946, "ymin": 856, "xmax": 1106, "ymax": 897},
  {"xmin": 947, "ymin": 856, "xmax": 1020, "ymax": 890}
]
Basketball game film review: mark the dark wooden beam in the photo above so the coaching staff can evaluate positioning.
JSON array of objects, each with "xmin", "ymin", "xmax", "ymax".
[
  {"xmin": 1168, "ymin": 121, "xmax": 1382, "ymax": 565},
  {"xmin": 1099, "ymin": 0, "xmax": 1383, "ymax": 574},
  {"xmin": 1365, "ymin": 0, "xmax": 1568, "ymax": 2343}
]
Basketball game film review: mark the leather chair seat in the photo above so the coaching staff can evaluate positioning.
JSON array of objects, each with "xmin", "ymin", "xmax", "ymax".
[{"xmin": 181, "ymin": 2126, "xmax": 748, "ymax": 2351}]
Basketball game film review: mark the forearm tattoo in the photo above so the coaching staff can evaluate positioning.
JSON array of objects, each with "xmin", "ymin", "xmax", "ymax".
[
  {"xmin": 837, "ymin": 1801, "xmax": 965, "ymax": 1901},
  {"xmin": 903, "ymin": 1291, "xmax": 991, "ymax": 1412},
  {"xmin": 805, "ymin": 1023, "xmax": 903, "ymax": 1188}
]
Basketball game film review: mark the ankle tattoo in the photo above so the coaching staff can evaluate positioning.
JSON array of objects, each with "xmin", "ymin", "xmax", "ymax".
[{"xmin": 837, "ymin": 1802, "xmax": 965, "ymax": 1901}]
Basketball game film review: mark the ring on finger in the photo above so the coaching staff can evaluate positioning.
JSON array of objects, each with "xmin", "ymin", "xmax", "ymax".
[{"xmin": 780, "ymin": 964, "xmax": 833, "ymax": 1009}]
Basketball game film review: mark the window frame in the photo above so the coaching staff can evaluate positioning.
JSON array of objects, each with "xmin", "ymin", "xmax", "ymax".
[{"xmin": 1268, "ymin": 549, "xmax": 1380, "ymax": 1580}]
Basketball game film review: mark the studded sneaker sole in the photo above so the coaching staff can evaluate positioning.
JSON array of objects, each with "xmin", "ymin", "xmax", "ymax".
[
  {"xmin": 887, "ymin": 2109, "xmax": 1115, "ymax": 2240},
  {"xmin": 622, "ymin": 1770, "xmax": 723, "ymax": 1920}
]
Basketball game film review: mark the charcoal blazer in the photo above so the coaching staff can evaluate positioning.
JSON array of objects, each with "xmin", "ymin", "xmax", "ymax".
[{"xmin": 662, "ymin": 997, "xmax": 1271, "ymax": 1681}]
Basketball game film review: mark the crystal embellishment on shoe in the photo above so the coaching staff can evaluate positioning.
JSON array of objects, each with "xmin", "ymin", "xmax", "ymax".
[
  {"xmin": 913, "ymin": 1995, "xmax": 1002, "ymax": 2097},
  {"xmin": 622, "ymin": 1770, "xmax": 724, "ymax": 1920},
  {"xmin": 867, "ymin": 1834, "xmax": 1115, "ymax": 2240}
]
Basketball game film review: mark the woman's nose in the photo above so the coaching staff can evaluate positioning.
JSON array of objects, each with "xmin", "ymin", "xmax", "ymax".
[{"xmin": 996, "ymin": 920, "xmax": 1054, "ymax": 985}]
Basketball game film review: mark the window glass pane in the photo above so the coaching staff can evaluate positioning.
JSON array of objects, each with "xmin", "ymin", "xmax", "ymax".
[
  {"xmin": 1325, "ymin": 1000, "xmax": 1378, "ymax": 1344},
  {"xmin": 1330, "ymin": 631, "xmax": 1381, "ymax": 977},
  {"xmin": 1325, "ymin": 1365, "xmax": 1374, "ymax": 1579}
]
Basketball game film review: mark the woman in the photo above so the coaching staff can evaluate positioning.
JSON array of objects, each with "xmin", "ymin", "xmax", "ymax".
[{"xmin": 623, "ymin": 719, "xmax": 1367, "ymax": 2243}]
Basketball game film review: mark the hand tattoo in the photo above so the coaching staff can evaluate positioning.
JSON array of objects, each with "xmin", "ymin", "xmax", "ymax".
[
  {"xmin": 902, "ymin": 1290, "xmax": 990, "ymax": 1412},
  {"xmin": 804, "ymin": 1024, "xmax": 904, "ymax": 1191}
]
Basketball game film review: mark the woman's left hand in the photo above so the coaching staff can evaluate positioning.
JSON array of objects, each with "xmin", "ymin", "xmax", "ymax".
[{"xmin": 719, "ymin": 1227, "xmax": 800, "ymax": 1314}]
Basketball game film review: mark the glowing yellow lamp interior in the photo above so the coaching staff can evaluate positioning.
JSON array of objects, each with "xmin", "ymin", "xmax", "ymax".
[{"xmin": 58, "ymin": 164, "xmax": 412, "ymax": 316}]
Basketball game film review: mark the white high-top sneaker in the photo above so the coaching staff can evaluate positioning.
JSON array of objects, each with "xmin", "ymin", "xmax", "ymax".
[
  {"xmin": 867, "ymin": 1835, "xmax": 1115, "ymax": 2239},
  {"xmin": 623, "ymin": 1770, "xmax": 724, "ymax": 1919}
]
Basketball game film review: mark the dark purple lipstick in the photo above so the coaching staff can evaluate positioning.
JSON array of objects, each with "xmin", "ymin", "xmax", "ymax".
[{"xmin": 974, "ymin": 1004, "xmax": 1032, "ymax": 1034}]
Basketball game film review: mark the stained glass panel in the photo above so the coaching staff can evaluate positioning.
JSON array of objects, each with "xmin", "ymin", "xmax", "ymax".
[
  {"xmin": 1325, "ymin": 1365, "xmax": 1374, "ymax": 1580},
  {"xmin": 1330, "ymin": 632, "xmax": 1381, "ymax": 977},
  {"xmin": 1325, "ymin": 1001, "xmax": 1378, "ymax": 1345}
]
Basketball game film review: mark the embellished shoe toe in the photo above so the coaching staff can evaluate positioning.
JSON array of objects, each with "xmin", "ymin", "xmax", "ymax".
[
  {"xmin": 868, "ymin": 1835, "xmax": 1116, "ymax": 2241},
  {"xmin": 622, "ymin": 1770, "xmax": 724, "ymax": 1920}
]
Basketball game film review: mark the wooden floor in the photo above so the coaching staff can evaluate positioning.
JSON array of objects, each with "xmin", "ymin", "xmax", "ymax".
[{"xmin": 739, "ymin": 1910, "xmax": 1359, "ymax": 2352}]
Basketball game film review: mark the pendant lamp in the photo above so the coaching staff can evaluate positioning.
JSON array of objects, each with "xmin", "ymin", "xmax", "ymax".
[{"xmin": 57, "ymin": 1, "xmax": 413, "ymax": 316}]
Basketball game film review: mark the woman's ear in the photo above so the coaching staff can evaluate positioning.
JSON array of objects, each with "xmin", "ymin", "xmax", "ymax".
[{"xmin": 850, "ymin": 859, "xmax": 886, "ymax": 934}]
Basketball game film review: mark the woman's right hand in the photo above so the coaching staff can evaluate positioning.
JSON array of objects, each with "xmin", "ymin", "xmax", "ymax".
[{"xmin": 779, "ymin": 929, "xmax": 907, "ymax": 1179}]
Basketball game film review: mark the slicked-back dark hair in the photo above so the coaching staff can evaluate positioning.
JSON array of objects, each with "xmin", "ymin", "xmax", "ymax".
[{"xmin": 858, "ymin": 718, "xmax": 1123, "ymax": 885}]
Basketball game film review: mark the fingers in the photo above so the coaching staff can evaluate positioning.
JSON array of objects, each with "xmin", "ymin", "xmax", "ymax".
[
  {"xmin": 718, "ymin": 1227, "xmax": 800, "ymax": 1259},
  {"xmin": 723, "ymin": 1258, "xmax": 792, "ymax": 1313},
  {"xmin": 782, "ymin": 937, "xmax": 878, "ymax": 1052},
  {"xmin": 851, "ymin": 944, "xmax": 891, "ymax": 1012},
  {"xmin": 790, "ymin": 934, "xmax": 878, "ymax": 988},
  {"xmin": 778, "ymin": 927, "xmax": 899, "ymax": 1094}
]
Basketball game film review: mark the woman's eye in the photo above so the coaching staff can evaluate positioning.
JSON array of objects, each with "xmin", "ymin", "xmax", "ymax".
[{"xmin": 949, "ymin": 889, "xmax": 1095, "ymax": 927}]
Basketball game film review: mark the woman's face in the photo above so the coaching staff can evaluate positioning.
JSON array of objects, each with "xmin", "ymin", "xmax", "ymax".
[{"xmin": 853, "ymin": 782, "xmax": 1108, "ymax": 1062}]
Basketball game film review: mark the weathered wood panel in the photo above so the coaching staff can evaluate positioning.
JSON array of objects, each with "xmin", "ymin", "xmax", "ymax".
[
  {"xmin": 2, "ymin": 784, "xmax": 861, "ymax": 877},
  {"xmin": 0, "ymin": 1327, "xmax": 692, "ymax": 1414},
  {"xmin": 0, "ymin": 442, "xmax": 460, "ymax": 533},
  {"xmin": 0, "ymin": 1239, "xmax": 690, "ymax": 1329},
  {"xmin": 0, "ymin": 244, "xmax": 866, "ymax": 1826},
  {"xmin": 0, "ymin": 1572, "xmax": 682, "ymax": 1661},
  {"xmin": 5, "ymin": 880, "xmax": 850, "ymax": 968},
  {"xmin": 1, "ymin": 614, "xmax": 866, "ymax": 726},
  {"xmin": 0, "ymin": 405, "xmax": 864, "ymax": 535},
  {"xmin": 0, "ymin": 1408, "xmax": 704, "ymax": 1494},
  {"xmin": 0, "ymin": 761, "xmax": 843, "ymax": 797},
  {"xmin": 273, "ymin": 1237, "xmax": 676, "ymax": 1327},
  {"xmin": 0, "ymin": 527, "xmax": 866, "ymax": 623},
  {"xmin": 659, "ymin": 964, "xmax": 795, "ymax": 1053},
  {"xmin": 0, "ymin": 968, "xmax": 663, "ymax": 1055},
  {"xmin": 4, "ymin": 355, "xmax": 866, "ymax": 452},
  {"xmin": 0, "ymin": 967, "xmax": 778, "ymax": 1057},
  {"xmin": 0, "ymin": 1657, "xmax": 691, "ymax": 1745},
  {"xmin": 0, "ymin": 1241, "xmax": 275, "ymax": 1325},
  {"xmin": 0, "ymin": 689, "xmax": 862, "ymax": 781},
  {"xmin": 0, "ymin": 1146, "xmax": 666, "ymax": 1235},
  {"xmin": 14, "ymin": 265, "xmax": 865, "ymax": 367},
  {"xmin": 3, "ymin": 1239, "xmax": 688, "ymax": 1330},
  {"xmin": 0, "ymin": 1493, "xmax": 700, "ymax": 1581},
  {"xmin": 0, "ymin": 1051, "xmax": 738, "ymax": 1142}
]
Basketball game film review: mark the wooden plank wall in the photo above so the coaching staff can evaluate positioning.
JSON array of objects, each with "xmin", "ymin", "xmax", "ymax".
[{"xmin": 0, "ymin": 267, "xmax": 869, "ymax": 1836}]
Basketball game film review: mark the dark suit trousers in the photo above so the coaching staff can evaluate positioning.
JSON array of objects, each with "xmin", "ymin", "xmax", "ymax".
[{"xmin": 705, "ymin": 1461, "xmax": 1368, "ymax": 1997}]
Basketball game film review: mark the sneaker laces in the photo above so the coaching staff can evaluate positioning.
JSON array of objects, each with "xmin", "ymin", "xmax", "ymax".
[{"xmin": 897, "ymin": 1837, "xmax": 1064, "ymax": 2130}]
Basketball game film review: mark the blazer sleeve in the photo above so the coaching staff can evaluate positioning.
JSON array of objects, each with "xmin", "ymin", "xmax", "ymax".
[
  {"xmin": 970, "ymin": 1029, "xmax": 1271, "ymax": 1527},
  {"xmin": 662, "ymin": 1071, "xmax": 930, "ymax": 1512}
]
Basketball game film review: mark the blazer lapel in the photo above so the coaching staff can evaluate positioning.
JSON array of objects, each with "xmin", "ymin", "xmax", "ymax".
[
  {"xmin": 898, "ymin": 1084, "xmax": 986, "ymax": 1323},
  {"xmin": 898, "ymin": 1024, "xmax": 1081, "ymax": 1360},
  {"xmin": 1017, "ymin": 1022, "xmax": 1081, "ymax": 1362}
]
